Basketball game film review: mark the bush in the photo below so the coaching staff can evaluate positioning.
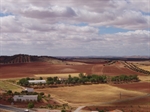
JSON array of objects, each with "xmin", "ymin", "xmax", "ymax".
[
  {"xmin": 27, "ymin": 102, "xmax": 34, "ymax": 109},
  {"xmin": 61, "ymin": 110, "xmax": 66, "ymax": 112},
  {"xmin": 99, "ymin": 110, "xmax": 105, "ymax": 112}
]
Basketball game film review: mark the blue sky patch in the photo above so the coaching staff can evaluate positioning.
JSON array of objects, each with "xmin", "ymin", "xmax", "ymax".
[
  {"xmin": 73, "ymin": 22, "xmax": 88, "ymax": 26},
  {"xmin": 0, "ymin": 12, "xmax": 13, "ymax": 17},
  {"xmin": 99, "ymin": 26, "xmax": 132, "ymax": 34}
]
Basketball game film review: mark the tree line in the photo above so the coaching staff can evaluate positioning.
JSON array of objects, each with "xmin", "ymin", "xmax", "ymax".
[{"xmin": 18, "ymin": 73, "xmax": 139, "ymax": 87}]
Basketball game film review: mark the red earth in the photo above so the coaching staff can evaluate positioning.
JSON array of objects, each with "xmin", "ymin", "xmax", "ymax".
[
  {"xmin": 110, "ymin": 82, "xmax": 150, "ymax": 93},
  {"xmin": 0, "ymin": 61, "xmax": 146, "ymax": 79},
  {"xmin": 83, "ymin": 105, "xmax": 150, "ymax": 112}
]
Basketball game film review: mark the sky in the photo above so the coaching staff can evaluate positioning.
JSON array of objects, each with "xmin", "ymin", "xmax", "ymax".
[{"xmin": 0, "ymin": 0, "xmax": 150, "ymax": 56}]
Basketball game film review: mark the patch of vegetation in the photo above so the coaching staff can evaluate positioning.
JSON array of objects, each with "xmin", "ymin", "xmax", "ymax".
[
  {"xmin": 0, "ymin": 80, "xmax": 21, "ymax": 92},
  {"xmin": 27, "ymin": 102, "xmax": 34, "ymax": 109}
]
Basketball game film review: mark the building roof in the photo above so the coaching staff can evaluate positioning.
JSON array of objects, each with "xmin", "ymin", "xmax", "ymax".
[
  {"xmin": 13, "ymin": 95, "xmax": 38, "ymax": 98},
  {"xmin": 28, "ymin": 80, "xmax": 46, "ymax": 83},
  {"xmin": 24, "ymin": 88, "xmax": 34, "ymax": 90}
]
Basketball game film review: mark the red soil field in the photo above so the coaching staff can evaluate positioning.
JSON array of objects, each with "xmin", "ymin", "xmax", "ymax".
[
  {"xmin": 0, "ymin": 61, "xmax": 146, "ymax": 79},
  {"xmin": 0, "ymin": 62, "xmax": 94, "ymax": 79},
  {"xmin": 113, "ymin": 95, "xmax": 150, "ymax": 105},
  {"xmin": 110, "ymin": 82, "xmax": 150, "ymax": 93},
  {"xmin": 92, "ymin": 62, "xmax": 145, "ymax": 76},
  {"xmin": 83, "ymin": 105, "xmax": 150, "ymax": 112}
]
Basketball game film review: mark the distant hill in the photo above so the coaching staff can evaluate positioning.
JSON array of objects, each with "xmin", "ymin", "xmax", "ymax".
[
  {"xmin": 0, "ymin": 54, "xmax": 64, "ymax": 64},
  {"xmin": 0, "ymin": 54, "xmax": 149, "ymax": 64}
]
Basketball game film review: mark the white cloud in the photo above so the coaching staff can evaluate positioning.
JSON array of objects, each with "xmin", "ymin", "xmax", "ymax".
[{"xmin": 0, "ymin": 0, "xmax": 150, "ymax": 56}]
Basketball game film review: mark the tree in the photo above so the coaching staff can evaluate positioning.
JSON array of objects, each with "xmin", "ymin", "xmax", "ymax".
[
  {"xmin": 27, "ymin": 102, "xmax": 34, "ymax": 109},
  {"xmin": 18, "ymin": 78, "xmax": 29, "ymax": 86},
  {"xmin": 79, "ymin": 73, "xmax": 84, "ymax": 78},
  {"xmin": 38, "ymin": 95, "xmax": 42, "ymax": 101},
  {"xmin": 99, "ymin": 110, "xmax": 105, "ymax": 112},
  {"xmin": 40, "ymin": 92, "xmax": 44, "ymax": 96},
  {"xmin": 48, "ymin": 94, "xmax": 51, "ymax": 98},
  {"xmin": 61, "ymin": 110, "xmax": 66, "ymax": 112},
  {"xmin": 47, "ymin": 104, "xmax": 52, "ymax": 109},
  {"xmin": 7, "ymin": 90, "xmax": 12, "ymax": 95},
  {"xmin": 39, "ymin": 77, "xmax": 43, "ymax": 80},
  {"xmin": 53, "ymin": 76, "xmax": 58, "ymax": 82}
]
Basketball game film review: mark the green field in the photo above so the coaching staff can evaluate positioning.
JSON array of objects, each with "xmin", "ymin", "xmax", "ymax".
[{"xmin": 0, "ymin": 80, "xmax": 22, "ymax": 92}]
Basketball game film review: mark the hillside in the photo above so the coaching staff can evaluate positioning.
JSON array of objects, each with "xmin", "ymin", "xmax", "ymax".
[{"xmin": 0, "ymin": 54, "xmax": 64, "ymax": 64}]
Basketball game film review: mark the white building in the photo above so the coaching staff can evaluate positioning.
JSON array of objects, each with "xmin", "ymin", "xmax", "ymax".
[
  {"xmin": 13, "ymin": 95, "xmax": 38, "ymax": 102},
  {"xmin": 28, "ymin": 80, "xmax": 46, "ymax": 84},
  {"xmin": 24, "ymin": 88, "xmax": 34, "ymax": 92}
]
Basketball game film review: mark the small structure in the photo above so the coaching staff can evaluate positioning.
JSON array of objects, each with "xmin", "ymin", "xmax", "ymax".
[
  {"xmin": 13, "ymin": 95, "xmax": 38, "ymax": 102},
  {"xmin": 24, "ymin": 109, "xmax": 29, "ymax": 112},
  {"xmin": 23, "ymin": 88, "xmax": 34, "ymax": 92},
  {"xmin": 58, "ymin": 77, "xmax": 66, "ymax": 81},
  {"xmin": 28, "ymin": 80, "xmax": 46, "ymax": 84}
]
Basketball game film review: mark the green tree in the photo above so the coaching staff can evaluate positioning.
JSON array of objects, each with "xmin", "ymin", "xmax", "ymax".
[
  {"xmin": 99, "ymin": 110, "xmax": 105, "ymax": 112},
  {"xmin": 61, "ymin": 110, "xmax": 66, "ymax": 112},
  {"xmin": 40, "ymin": 92, "xmax": 44, "ymax": 96},
  {"xmin": 39, "ymin": 77, "xmax": 43, "ymax": 80},
  {"xmin": 48, "ymin": 94, "xmax": 51, "ymax": 98},
  {"xmin": 47, "ymin": 104, "xmax": 52, "ymax": 108},
  {"xmin": 79, "ymin": 73, "xmax": 84, "ymax": 78},
  {"xmin": 18, "ymin": 78, "xmax": 29, "ymax": 86},
  {"xmin": 38, "ymin": 95, "xmax": 42, "ymax": 101},
  {"xmin": 7, "ymin": 90, "xmax": 12, "ymax": 95},
  {"xmin": 27, "ymin": 102, "xmax": 34, "ymax": 109}
]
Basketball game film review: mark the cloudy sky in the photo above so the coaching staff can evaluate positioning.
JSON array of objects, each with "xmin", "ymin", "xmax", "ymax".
[{"xmin": 0, "ymin": 0, "xmax": 150, "ymax": 56}]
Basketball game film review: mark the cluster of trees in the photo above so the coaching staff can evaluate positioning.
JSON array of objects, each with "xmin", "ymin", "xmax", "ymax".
[
  {"xmin": 47, "ymin": 73, "xmax": 107, "ymax": 85},
  {"xmin": 111, "ymin": 74, "xmax": 139, "ymax": 83},
  {"xmin": 17, "ymin": 73, "xmax": 140, "ymax": 87},
  {"xmin": 47, "ymin": 76, "xmax": 61, "ymax": 85}
]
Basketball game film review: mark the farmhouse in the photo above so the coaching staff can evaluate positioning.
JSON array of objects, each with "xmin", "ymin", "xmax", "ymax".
[
  {"xmin": 23, "ymin": 88, "xmax": 34, "ymax": 92},
  {"xmin": 28, "ymin": 80, "xmax": 46, "ymax": 84},
  {"xmin": 13, "ymin": 95, "xmax": 38, "ymax": 102}
]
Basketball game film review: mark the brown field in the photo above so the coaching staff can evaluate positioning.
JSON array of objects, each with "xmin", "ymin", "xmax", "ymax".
[
  {"xmin": 0, "ymin": 61, "xmax": 146, "ymax": 79},
  {"xmin": 35, "ymin": 84, "xmax": 146, "ymax": 105},
  {"xmin": 0, "ymin": 62, "xmax": 93, "ymax": 79},
  {"xmin": 0, "ymin": 60, "xmax": 150, "ymax": 111},
  {"xmin": 34, "ymin": 73, "xmax": 82, "ymax": 78},
  {"xmin": 138, "ymin": 66, "xmax": 150, "ymax": 71},
  {"xmin": 83, "ymin": 105, "xmax": 150, "ymax": 112},
  {"xmin": 138, "ymin": 76, "xmax": 150, "ymax": 82},
  {"xmin": 110, "ymin": 82, "xmax": 150, "ymax": 93},
  {"xmin": 130, "ymin": 60, "xmax": 150, "ymax": 71}
]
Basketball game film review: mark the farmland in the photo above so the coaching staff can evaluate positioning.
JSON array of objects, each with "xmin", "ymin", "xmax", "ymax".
[
  {"xmin": 35, "ymin": 84, "xmax": 146, "ymax": 105},
  {"xmin": 0, "ymin": 61, "xmax": 147, "ymax": 79},
  {"xmin": 34, "ymin": 73, "xmax": 81, "ymax": 78},
  {"xmin": 0, "ymin": 55, "xmax": 150, "ymax": 112},
  {"xmin": 0, "ymin": 80, "xmax": 22, "ymax": 92}
]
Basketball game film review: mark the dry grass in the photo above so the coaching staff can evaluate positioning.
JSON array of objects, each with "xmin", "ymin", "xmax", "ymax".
[
  {"xmin": 138, "ymin": 66, "xmax": 150, "ymax": 71},
  {"xmin": 34, "ymin": 73, "xmax": 82, "ymax": 78},
  {"xmin": 138, "ymin": 76, "xmax": 150, "ymax": 82},
  {"xmin": 35, "ymin": 84, "xmax": 145, "ymax": 105},
  {"xmin": 0, "ymin": 80, "xmax": 22, "ymax": 92},
  {"xmin": 131, "ymin": 61, "xmax": 150, "ymax": 71}
]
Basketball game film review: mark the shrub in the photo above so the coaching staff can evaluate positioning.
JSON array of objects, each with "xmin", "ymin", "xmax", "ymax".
[{"xmin": 27, "ymin": 102, "xmax": 34, "ymax": 109}]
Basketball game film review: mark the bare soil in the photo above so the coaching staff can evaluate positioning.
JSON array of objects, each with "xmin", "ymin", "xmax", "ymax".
[
  {"xmin": 83, "ymin": 105, "xmax": 150, "ymax": 112},
  {"xmin": 0, "ymin": 61, "xmax": 146, "ymax": 79},
  {"xmin": 110, "ymin": 82, "xmax": 150, "ymax": 93}
]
